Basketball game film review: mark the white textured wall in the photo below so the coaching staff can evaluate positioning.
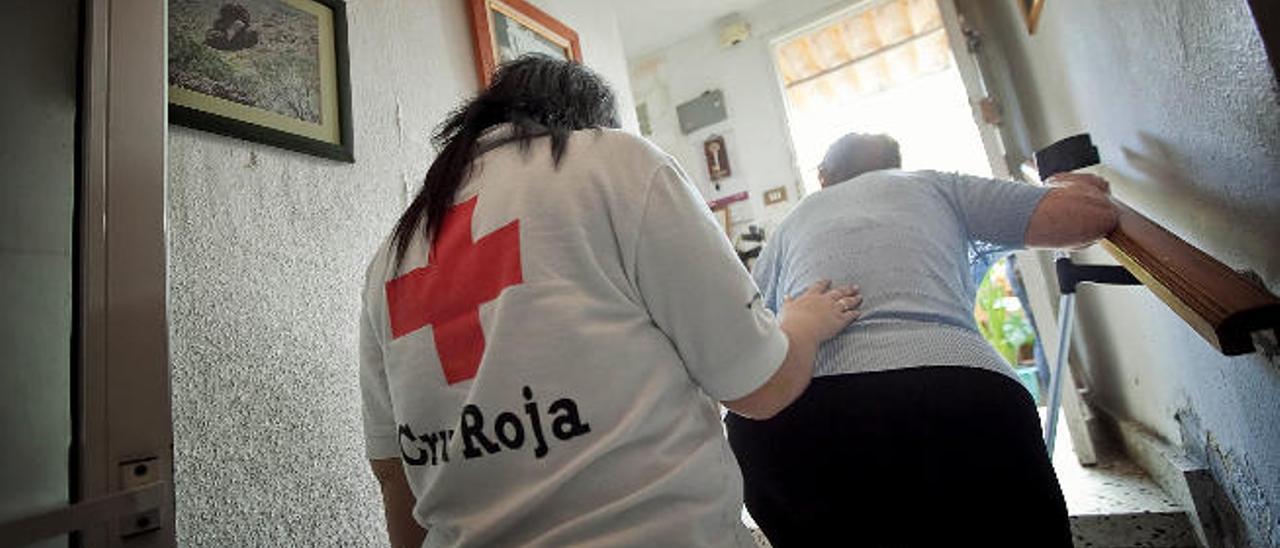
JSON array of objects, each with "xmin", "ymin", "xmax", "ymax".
[
  {"xmin": 167, "ymin": 1, "xmax": 635, "ymax": 545},
  {"xmin": 532, "ymin": 0, "xmax": 639, "ymax": 133},
  {"xmin": 627, "ymin": 0, "xmax": 854, "ymax": 234},
  {"xmin": 959, "ymin": 0, "xmax": 1280, "ymax": 545}
]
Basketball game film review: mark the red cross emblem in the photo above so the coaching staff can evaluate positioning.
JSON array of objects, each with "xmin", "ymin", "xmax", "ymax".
[{"xmin": 385, "ymin": 196, "xmax": 522, "ymax": 384}]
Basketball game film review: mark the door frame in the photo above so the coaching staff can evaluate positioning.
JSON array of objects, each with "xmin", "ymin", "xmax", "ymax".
[
  {"xmin": 0, "ymin": 0, "xmax": 173, "ymax": 545},
  {"xmin": 935, "ymin": 0, "xmax": 1011, "ymax": 179},
  {"xmin": 82, "ymin": 0, "xmax": 174, "ymax": 544}
]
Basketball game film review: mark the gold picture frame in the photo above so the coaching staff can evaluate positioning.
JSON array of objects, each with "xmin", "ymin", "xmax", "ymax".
[
  {"xmin": 467, "ymin": 0, "xmax": 582, "ymax": 87},
  {"xmin": 1019, "ymin": 0, "xmax": 1046, "ymax": 34}
]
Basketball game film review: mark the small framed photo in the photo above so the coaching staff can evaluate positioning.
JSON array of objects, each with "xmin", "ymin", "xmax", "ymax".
[
  {"xmin": 763, "ymin": 186, "xmax": 788, "ymax": 205},
  {"xmin": 1019, "ymin": 0, "xmax": 1046, "ymax": 34},
  {"xmin": 704, "ymin": 135, "xmax": 732, "ymax": 181},
  {"xmin": 168, "ymin": 0, "xmax": 354, "ymax": 162},
  {"xmin": 467, "ymin": 0, "xmax": 582, "ymax": 87}
]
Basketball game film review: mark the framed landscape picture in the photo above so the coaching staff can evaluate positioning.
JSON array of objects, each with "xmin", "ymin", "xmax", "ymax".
[
  {"xmin": 467, "ymin": 0, "xmax": 582, "ymax": 87},
  {"xmin": 168, "ymin": 0, "xmax": 354, "ymax": 162}
]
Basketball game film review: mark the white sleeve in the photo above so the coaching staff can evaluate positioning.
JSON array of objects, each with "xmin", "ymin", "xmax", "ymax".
[
  {"xmin": 631, "ymin": 163, "xmax": 789, "ymax": 402},
  {"xmin": 359, "ymin": 289, "xmax": 400, "ymax": 460}
]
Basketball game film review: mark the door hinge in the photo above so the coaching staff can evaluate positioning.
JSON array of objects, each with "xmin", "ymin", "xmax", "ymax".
[
  {"xmin": 962, "ymin": 25, "xmax": 983, "ymax": 53},
  {"xmin": 0, "ymin": 483, "xmax": 166, "ymax": 547},
  {"xmin": 118, "ymin": 457, "xmax": 163, "ymax": 539}
]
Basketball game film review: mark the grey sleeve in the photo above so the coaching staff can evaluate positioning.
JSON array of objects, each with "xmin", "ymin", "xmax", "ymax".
[
  {"xmin": 751, "ymin": 235, "xmax": 784, "ymax": 314},
  {"xmin": 936, "ymin": 171, "xmax": 1050, "ymax": 248}
]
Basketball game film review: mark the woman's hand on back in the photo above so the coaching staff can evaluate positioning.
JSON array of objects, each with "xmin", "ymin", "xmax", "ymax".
[
  {"xmin": 723, "ymin": 280, "xmax": 860, "ymax": 420},
  {"xmin": 781, "ymin": 279, "xmax": 861, "ymax": 344}
]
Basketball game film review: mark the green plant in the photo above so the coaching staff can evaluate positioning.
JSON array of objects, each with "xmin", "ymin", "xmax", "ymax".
[
  {"xmin": 974, "ymin": 258, "xmax": 1036, "ymax": 365},
  {"xmin": 170, "ymin": 34, "xmax": 236, "ymax": 84}
]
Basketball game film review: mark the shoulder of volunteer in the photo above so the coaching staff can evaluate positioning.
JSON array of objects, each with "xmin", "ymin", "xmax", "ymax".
[
  {"xmin": 363, "ymin": 233, "xmax": 398, "ymax": 291},
  {"xmin": 572, "ymin": 127, "xmax": 676, "ymax": 180}
]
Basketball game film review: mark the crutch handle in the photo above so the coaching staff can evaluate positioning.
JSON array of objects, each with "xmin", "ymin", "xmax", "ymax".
[{"xmin": 1054, "ymin": 257, "xmax": 1142, "ymax": 295}]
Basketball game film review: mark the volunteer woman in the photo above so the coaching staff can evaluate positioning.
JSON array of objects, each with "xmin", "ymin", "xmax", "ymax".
[{"xmin": 358, "ymin": 56, "xmax": 860, "ymax": 548}]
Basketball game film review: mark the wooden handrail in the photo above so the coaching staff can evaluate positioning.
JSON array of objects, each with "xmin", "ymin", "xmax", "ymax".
[
  {"xmin": 1100, "ymin": 203, "xmax": 1280, "ymax": 355},
  {"xmin": 1022, "ymin": 162, "xmax": 1280, "ymax": 356}
]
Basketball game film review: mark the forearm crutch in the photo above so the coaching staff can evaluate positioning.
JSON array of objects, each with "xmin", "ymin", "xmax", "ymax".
[
  {"xmin": 1043, "ymin": 254, "xmax": 1140, "ymax": 455},
  {"xmin": 1034, "ymin": 134, "xmax": 1144, "ymax": 455}
]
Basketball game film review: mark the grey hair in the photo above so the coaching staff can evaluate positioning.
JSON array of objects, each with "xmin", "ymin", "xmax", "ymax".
[{"xmin": 818, "ymin": 133, "xmax": 902, "ymax": 186}]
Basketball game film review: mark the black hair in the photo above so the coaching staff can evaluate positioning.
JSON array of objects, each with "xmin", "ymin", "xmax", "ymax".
[
  {"xmin": 391, "ymin": 55, "xmax": 620, "ymax": 264},
  {"xmin": 818, "ymin": 133, "xmax": 902, "ymax": 186}
]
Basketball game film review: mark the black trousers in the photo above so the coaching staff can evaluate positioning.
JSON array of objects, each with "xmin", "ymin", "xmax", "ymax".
[{"xmin": 726, "ymin": 367, "xmax": 1072, "ymax": 548}]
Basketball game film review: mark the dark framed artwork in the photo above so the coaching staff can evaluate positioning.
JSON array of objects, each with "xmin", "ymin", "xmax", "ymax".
[
  {"xmin": 168, "ymin": 0, "xmax": 354, "ymax": 162},
  {"xmin": 467, "ymin": 0, "xmax": 582, "ymax": 87},
  {"xmin": 1248, "ymin": 0, "xmax": 1279, "ymax": 87},
  {"xmin": 1019, "ymin": 0, "xmax": 1045, "ymax": 34},
  {"xmin": 704, "ymin": 135, "xmax": 732, "ymax": 182}
]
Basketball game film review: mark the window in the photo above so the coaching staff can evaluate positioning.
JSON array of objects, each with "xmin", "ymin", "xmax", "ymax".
[{"xmin": 773, "ymin": 0, "xmax": 991, "ymax": 192}]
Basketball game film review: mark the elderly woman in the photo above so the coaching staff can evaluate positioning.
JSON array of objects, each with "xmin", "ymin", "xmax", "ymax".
[
  {"xmin": 728, "ymin": 133, "xmax": 1118, "ymax": 547},
  {"xmin": 358, "ymin": 56, "xmax": 860, "ymax": 547}
]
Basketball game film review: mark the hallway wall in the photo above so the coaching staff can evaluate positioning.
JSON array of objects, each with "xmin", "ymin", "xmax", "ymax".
[
  {"xmin": 166, "ymin": 1, "xmax": 635, "ymax": 545},
  {"xmin": 959, "ymin": 1, "xmax": 1280, "ymax": 544},
  {"xmin": 627, "ymin": 0, "xmax": 852, "ymax": 235}
]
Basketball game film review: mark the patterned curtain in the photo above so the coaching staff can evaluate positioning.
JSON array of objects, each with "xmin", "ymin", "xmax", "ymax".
[{"xmin": 775, "ymin": 0, "xmax": 952, "ymax": 117}]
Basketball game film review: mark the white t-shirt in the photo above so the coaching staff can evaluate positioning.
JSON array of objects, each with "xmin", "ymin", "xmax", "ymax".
[{"xmin": 359, "ymin": 127, "xmax": 788, "ymax": 547}]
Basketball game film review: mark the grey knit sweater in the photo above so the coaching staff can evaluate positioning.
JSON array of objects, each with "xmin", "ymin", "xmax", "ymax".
[{"xmin": 753, "ymin": 169, "xmax": 1049, "ymax": 380}]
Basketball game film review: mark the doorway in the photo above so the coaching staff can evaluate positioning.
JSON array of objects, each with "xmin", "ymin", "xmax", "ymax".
[
  {"xmin": 0, "ymin": 1, "xmax": 172, "ymax": 546},
  {"xmin": 751, "ymin": 2, "xmax": 1086, "ymax": 533},
  {"xmin": 767, "ymin": 0, "xmax": 1048, "ymax": 411},
  {"xmin": 770, "ymin": 0, "xmax": 997, "ymax": 192}
]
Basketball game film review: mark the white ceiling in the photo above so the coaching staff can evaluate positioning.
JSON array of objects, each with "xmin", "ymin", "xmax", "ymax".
[{"xmin": 606, "ymin": 0, "xmax": 775, "ymax": 59}]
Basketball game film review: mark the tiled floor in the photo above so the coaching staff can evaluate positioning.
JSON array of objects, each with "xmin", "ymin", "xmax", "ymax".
[
  {"xmin": 1049, "ymin": 414, "xmax": 1182, "ymax": 517},
  {"xmin": 1049, "ymin": 413, "xmax": 1198, "ymax": 548}
]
